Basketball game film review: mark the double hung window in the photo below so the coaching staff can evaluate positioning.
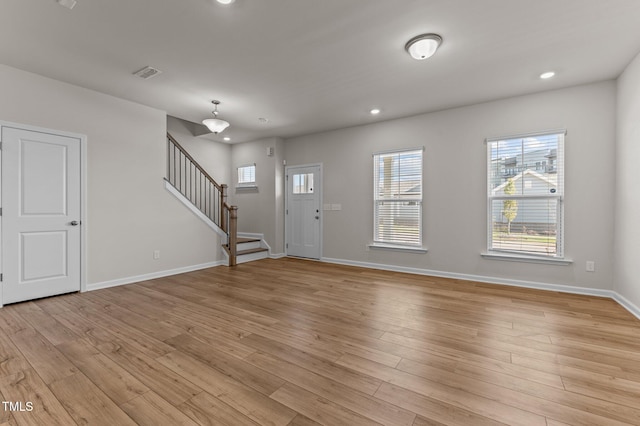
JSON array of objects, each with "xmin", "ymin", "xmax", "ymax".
[
  {"xmin": 237, "ymin": 164, "xmax": 256, "ymax": 186},
  {"xmin": 487, "ymin": 132, "xmax": 565, "ymax": 257},
  {"xmin": 373, "ymin": 148, "xmax": 423, "ymax": 247}
]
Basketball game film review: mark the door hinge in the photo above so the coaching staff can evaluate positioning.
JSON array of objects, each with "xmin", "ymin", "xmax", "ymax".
[
  {"xmin": 0, "ymin": 207, "xmax": 2, "ymax": 216},
  {"xmin": 0, "ymin": 142, "xmax": 2, "ymax": 150},
  {"xmin": 286, "ymin": 209, "xmax": 288, "ymax": 214},
  {"xmin": 286, "ymin": 243, "xmax": 288, "ymax": 249},
  {"xmin": 0, "ymin": 273, "xmax": 3, "ymax": 282}
]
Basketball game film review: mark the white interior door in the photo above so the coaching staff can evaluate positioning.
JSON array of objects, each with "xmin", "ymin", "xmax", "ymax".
[
  {"xmin": 286, "ymin": 165, "xmax": 321, "ymax": 259},
  {"xmin": 1, "ymin": 126, "xmax": 81, "ymax": 304}
]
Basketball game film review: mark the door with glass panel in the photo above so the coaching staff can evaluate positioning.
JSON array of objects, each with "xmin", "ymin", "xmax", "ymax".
[{"xmin": 286, "ymin": 165, "xmax": 321, "ymax": 259}]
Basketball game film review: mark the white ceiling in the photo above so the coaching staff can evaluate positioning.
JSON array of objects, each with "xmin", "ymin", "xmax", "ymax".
[{"xmin": 2, "ymin": 0, "xmax": 640, "ymax": 143}]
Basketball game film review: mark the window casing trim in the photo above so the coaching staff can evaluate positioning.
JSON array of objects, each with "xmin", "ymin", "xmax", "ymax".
[
  {"xmin": 481, "ymin": 251, "xmax": 572, "ymax": 265},
  {"xmin": 373, "ymin": 148, "xmax": 424, "ymax": 247},
  {"xmin": 368, "ymin": 242, "xmax": 428, "ymax": 253},
  {"xmin": 237, "ymin": 164, "xmax": 256, "ymax": 187},
  {"xmin": 485, "ymin": 129, "xmax": 567, "ymax": 144},
  {"xmin": 486, "ymin": 131, "xmax": 565, "ymax": 259},
  {"xmin": 372, "ymin": 146, "xmax": 425, "ymax": 157}
]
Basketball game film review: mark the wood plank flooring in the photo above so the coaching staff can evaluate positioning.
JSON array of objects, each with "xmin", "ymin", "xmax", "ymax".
[{"xmin": 1, "ymin": 257, "xmax": 639, "ymax": 425}]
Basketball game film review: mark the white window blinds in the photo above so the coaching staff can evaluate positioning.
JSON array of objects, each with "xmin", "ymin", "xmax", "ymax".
[
  {"xmin": 237, "ymin": 164, "xmax": 256, "ymax": 185},
  {"xmin": 373, "ymin": 148, "xmax": 423, "ymax": 246},
  {"xmin": 487, "ymin": 132, "xmax": 565, "ymax": 257}
]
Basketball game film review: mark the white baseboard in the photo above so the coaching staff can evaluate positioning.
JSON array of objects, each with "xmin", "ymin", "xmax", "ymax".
[
  {"xmin": 237, "ymin": 251, "xmax": 269, "ymax": 264},
  {"xmin": 87, "ymin": 260, "xmax": 225, "ymax": 292},
  {"xmin": 320, "ymin": 256, "xmax": 640, "ymax": 320},
  {"xmin": 238, "ymin": 232, "xmax": 281, "ymax": 258},
  {"xmin": 85, "ymin": 253, "xmax": 640, "ymax": 321},
  {"xmin": 238, "ymin": 232, "xmax": 265, "ymax": 239},
  {"xmin": 612, "ymin": 292, "xmax": 640, "ymax": 320}
]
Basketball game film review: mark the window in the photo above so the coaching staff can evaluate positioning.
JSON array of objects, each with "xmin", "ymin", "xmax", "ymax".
[
  {"xmin": 487, "ymin": 131, "xmax": 565, "ymax": 258},
  {"xmin": 237, "ymin": 164, "xmax": 256, "ymax": 186},
  {"xmin": 373, "ymin": 148, "xmax": 423, "ymax": 247},
  {"xmin": 292, "ymin": 173, "xmax": 314, "ymax": 194}
]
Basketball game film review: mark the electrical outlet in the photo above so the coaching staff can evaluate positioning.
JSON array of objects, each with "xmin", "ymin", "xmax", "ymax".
[
  {"xmin": 586, "ymin": 260, "xmax": 595, "ymax": 272},
  {"xmin": 153, "ymin": 250, "xmax": 160, "ymax": 260}
]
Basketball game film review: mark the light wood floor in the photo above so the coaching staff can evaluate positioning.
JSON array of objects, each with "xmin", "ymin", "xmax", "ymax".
[{"xmin": 1, "ymin": 258, "xmax": 639, "ymax": 426}]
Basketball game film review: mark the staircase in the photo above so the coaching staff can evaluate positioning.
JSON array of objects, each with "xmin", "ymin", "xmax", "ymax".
[
  {"xmin": 165, "ymin": 133, "xmax": 267, "ymax": 266},
  {"xmin": 233, "ymin": 237, "xmax": 269, "ymax": 264}
]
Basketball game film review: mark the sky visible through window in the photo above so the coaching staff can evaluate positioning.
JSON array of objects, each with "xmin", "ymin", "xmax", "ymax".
[
  {"xmin": 488, "ymin": 133, "xmax": 563, "ymax": 256},
  {"xmin": 375, "ymin": 151, "xmax": 422, "ymax": 199}
]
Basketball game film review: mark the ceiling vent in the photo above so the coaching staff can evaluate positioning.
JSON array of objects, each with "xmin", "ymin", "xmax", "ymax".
[{"xmin": 133, "ymin": 66, "xmax": 162, "ymax": 80}]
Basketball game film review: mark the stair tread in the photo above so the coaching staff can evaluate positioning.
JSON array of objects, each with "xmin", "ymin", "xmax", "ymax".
[
  {"xmin": 237, "ymin": 247, "xmax": 268, "ymax": 256},
  {"xmin": 237, "ymin": 237, "xmax": 261, "ymax": 243}
]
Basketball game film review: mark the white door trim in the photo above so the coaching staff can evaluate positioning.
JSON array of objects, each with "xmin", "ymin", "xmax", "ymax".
[
  {"xmin": 0, "ymin": 120, "xmax": 87, "ymax": 307},
  {"xmin": 285, "ymin": 163, "xmax": 323, "ymax": 259}
]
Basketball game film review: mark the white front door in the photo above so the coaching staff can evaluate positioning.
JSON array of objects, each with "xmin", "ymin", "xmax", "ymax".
[
  {"xmin": 286, "ymin": 165, "xmax": 321, "ymax": 259},
  {"xmin": 1, "ymin": 126, "xmax": 82, "ymax": 304}
]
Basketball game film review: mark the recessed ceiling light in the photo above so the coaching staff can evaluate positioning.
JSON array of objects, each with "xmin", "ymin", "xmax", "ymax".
[
  {"xmin": 370, "ymin": 108, "xmax": 381, "ymax": 115},
  {"xmin": 540, "ymin": 71, "xmax": 556, "ymax": 79},
  {"xmin": 405, "ymin": 33, "xmax": 442, "ymax": 60},
  {"xmin": 216, "ymin": 0, "xmax": 235, "ymax": 4},
  {"xmin": 223, "ymin": 136, "xmax": 231, "ymax": 142}
]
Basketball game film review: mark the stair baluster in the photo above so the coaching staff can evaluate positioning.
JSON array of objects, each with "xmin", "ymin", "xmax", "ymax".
[{"xmin": 166, "ymin": 132, "xmax": 238, "ymax": 266}]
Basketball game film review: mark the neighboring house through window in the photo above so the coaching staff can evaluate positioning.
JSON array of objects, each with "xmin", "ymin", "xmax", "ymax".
[
  {"xmin": 373, "ymin": 148, "xmax": 423, "ymax": 247},
  {"xmin": 487, "ymin": 131, "xmax": 565, "ymax": 258}
]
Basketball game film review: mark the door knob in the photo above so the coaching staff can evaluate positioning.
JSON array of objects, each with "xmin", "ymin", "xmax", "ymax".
[
  {"xmin": 315, "ymin": 216, "xmax": 319, "ymax": 219},
  {"xmin": 70, "ymin": 220, "xmax": 79, "ymax": 226}
]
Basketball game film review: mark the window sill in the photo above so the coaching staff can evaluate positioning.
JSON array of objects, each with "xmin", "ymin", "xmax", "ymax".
[
  {"xmin": 481, "ymin": 251, "xmax": 573, "ymax": 265},
  {"xmin": 236, "ymin": 185, "xmax": 258, "ymax": 192},
  {"xmin": 368, "ymin": 243, "xmax": 428, "ymax": 254}
]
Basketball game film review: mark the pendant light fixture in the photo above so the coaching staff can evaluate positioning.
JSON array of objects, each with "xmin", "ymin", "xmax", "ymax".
[
  {"xmin": 202, "ymin": 100, "xmax": 230, "ymax": 134},
  {"xmin": 405, "ymin": 33, "xmax": 442, "ymax": 60}
]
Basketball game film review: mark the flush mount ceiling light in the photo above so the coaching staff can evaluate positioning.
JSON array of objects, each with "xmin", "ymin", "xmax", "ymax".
[
  {"xmin": 216, "ymin": 0, "xmax": 235, "ymax": 4},
  {"xmin": 540, "ymin": 71, "xmax": 556, "ymax": 79},
  {"xmin": 202, "ymin": 100, "xmax": 230, "ymax": 134},
  {"xmin": 369, "ymin": 108, "xmax": 381, "ymax": 115},
  {"xmin": 56, "ymin": 0, "xmax": 77, "ymax": 9},
  {"xmin": 405, "ymin": 33, "xmax": 442, "ymax": 60}
]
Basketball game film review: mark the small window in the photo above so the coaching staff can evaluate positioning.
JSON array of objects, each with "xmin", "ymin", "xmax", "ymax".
[
  {"xmin": 292, "ymin": 173, "xmax": 314, "ymax": 194},
  {"xmin": 237, "ymin": 164, "xmax": 256, "ymax": 186}
]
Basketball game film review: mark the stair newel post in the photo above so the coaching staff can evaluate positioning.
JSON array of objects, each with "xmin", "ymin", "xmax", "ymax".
[
  {"xmin": 220, "ymin": 184, "xmax": 228, "ymax": 233},
  {"xmin": 229, "ymin": 206, "xmax": 238, "ymax": 266},
  {"xmin": 166, "ymin": 133, "xmax": 245, "ymax": 267}
]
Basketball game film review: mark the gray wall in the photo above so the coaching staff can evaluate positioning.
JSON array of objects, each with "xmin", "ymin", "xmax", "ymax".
[
  {"xmin": 614, "ymin": 52, "xmax": 640, "ymax": 308},
  {"xmin": 284, "ymin": 81, "xmax": 616, "ymax": 290},
  {"xmin": 0, "ymin": 65, "xmax": 223, "ymax": 286},
  {"xmin": 230, "ymin": 137, "xmax": 286, "ymax": 254},
  {"xmin": 167, "ymin": 116, "xmax": 232, "ymax": 187},
  {"xmin": 165, "ymin": 118, "xmax": 288, "ymax": 254},
  {"xmin": 0, "ymin": 63, "xmax": 624, "ymax": 297}
]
